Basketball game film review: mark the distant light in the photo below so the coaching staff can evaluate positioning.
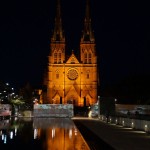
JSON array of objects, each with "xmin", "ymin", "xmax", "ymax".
[
  {"xmin": 15, "ymin": 127, "xmax": 17, "ymax": 136},
  {"xmin": 88, "ymin": 111, "xmax": 92, "ymax": 118},
  {"xmin": 131, "ymin": 122, "xmax": 134, "ymax": 128},
  {"xmin": 116, "ymin": 119, "xmax": 118, "ymax": 124},
  {"xmin": 69, "ymin": 129, "xmax": 72, "ymax": 139},
  {"xmin": 34, "ymin": 129, "xmax": 38, "ymax": 139},
  {"xmin": 12, "ymin": 88, "xmax": 14, "ymax": 90},
  {"xmin": 2, "ymin": 134, "xmax": 4, "ymax": 140},
  {"xmin": 145, "ymin": 125, "xmax": 148, "ymax": 132},
  {"xmin": 52, "ymin": 128, "xmax": 55, "ymax": 138},
  {"xmin": 110, "ymin": 118, "xmax": 112, "ymax": 122},
  {"xmin": 122, "ymin": 120, "xmax": 124, "ymax": 126},
  {"xmin": 4, "ymin": 135, "xmax": 7, "ymax": 144},
  {"xmin": 10, "ymin": 131, "xmax": 13, "ymax": 139},
  {"xmin": 74, "ymin": 128, "xmax": 78, "ymax": 136},
  {"xmin": 6, "ymin": 83, "xmax": 9, "ymax": 86},
  {"xmin": 3, "ymin": 91, "xmax": 6, "ymax": 92}
]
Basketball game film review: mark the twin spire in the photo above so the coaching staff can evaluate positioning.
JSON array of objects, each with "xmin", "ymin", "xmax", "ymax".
[
  {"xmin": 51, "ymin": 0, "xmax": 95, "ymax": 43},
  {"xmin": 81, "ymin": 0, "xmax": 95, "ymax": 42},
  {"xmin": 51, "ymin": 0, "xmax": 65, "ymax": 42}
]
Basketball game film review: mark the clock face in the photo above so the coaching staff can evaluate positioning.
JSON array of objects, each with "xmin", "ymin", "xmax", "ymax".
[{"xmin": 67, "ymin": 69, "xmax": 78, "ymax": 80}]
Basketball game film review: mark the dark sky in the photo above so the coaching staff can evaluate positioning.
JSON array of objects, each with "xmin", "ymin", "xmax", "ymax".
[{"xmin": 0, "ymin": 0, "xmax": 150, "ymax": 92}]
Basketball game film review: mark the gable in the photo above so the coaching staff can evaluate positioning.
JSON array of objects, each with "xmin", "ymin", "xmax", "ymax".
[
  {"xmin": 65, "ymin": 84, "xmax": 79, "ymax": 99},
  {"xmin": 66, "ymin": 53, "xmax": 79, "ymax": 64}
]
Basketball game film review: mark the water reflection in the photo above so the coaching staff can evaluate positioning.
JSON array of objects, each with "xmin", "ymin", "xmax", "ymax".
[
  {"xmin": 0, "ymin": 118, "xmax": 90, "ymax": 150},
  {"xmin": 33, "ymin": 118, "xmax": 90, "ymax": 150}
]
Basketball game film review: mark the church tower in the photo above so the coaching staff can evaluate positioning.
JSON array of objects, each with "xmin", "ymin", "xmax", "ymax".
[
  {"xmin": 46, "ymin": 0, "xmax": 98, "ymax": 106},
  {"xmin": 49, "ymin": 0, "xmax": 65, "ymax": 64},
  {"xmin": 47, "ymin": 0, "xmax": 65, "ymax": 103},
  {"xmin": 80, "ymin": 0, "xmax": 97, "ymax": 106}
]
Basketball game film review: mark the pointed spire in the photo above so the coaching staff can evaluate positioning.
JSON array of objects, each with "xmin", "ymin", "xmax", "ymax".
[
  {"xmin": 81, "ymin": 0, "xmax": 95, "ymax": 42},
  {"xmin": 51, "ymin": 0, "xmax": 65, "ymax": 42},
  {"xmin": 85, "ymin": 0, "xmax": 90, "ymax": 20}
]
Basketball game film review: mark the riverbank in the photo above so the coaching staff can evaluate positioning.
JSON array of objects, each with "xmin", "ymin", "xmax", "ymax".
[{"xmin": 73, "ymin": 117, "xmax": 150, "ymax": 150}]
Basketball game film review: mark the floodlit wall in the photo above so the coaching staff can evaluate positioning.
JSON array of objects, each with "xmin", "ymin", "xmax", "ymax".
[{"xmin": 33, "ymin": 104, "xmax": 74, "ymax": 118}]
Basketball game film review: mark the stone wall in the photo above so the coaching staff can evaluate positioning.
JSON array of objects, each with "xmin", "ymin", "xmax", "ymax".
[{"xmin": 33, "ymin": 104, "xmax": 74, "ymax": 118}]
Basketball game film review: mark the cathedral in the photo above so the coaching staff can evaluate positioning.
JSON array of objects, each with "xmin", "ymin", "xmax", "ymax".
[{"xmin": 44, "ymin": 0, "xmax": 98, "ymax": 107}]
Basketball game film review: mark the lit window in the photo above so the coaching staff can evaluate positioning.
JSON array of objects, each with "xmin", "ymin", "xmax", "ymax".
[
  {"xmin": 89, "ymin": 53, "xmax": 92, "ymax": 63},
  {"xmin": 54, "ymin": 53, "xmax": 57, "ymax": 63},
  {"xmin": 56, "ymin": 73, "xmax": 59, "ymax": 79},
  {"xmin": 58, "ymin": 53, "xmax": 61, "ymax": 63},
  {"xmin": 87, "ymin": 74, "xmax": 89, "ymax": 79},
  {"xmin": 84, "ymin": 53, "xmax": 87, "ymax": 64}
]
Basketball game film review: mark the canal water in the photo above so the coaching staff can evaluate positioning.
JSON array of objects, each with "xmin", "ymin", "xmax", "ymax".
[{"xmin": 0, "ymin": 117, "xmax": 90, "ymax": 150}]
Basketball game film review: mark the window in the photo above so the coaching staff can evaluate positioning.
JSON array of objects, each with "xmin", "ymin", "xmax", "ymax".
[
  {"xmin": 87, "ymin": 73, "xmax": 89, "ymax": 79},
  {"xmin": 89, "ymin": 53, "xmax": 92, "ymax": 64},
  {"xmin": 67, "ymin": 69, "xmax": 78, "ymax": 80},
  {"xmin": 56, "ymin": 73, "xmax": 59, "ymax": 79},
  {"xmin": 56, "ymin": 70, "xmax": 59, "ymax": 79},
  {"xmin": 58, "ymin": 53, "xmax": 61, "ymax": 63},
  {"xmin": 84, "ymin": 53, "xmax": 87, "ymax": 64},
  {"xmin": 54, "ymin": 53, "xmax": 57, "ymax": 63}
]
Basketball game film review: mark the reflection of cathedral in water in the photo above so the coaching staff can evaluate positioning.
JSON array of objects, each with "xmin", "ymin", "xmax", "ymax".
[
  {"xmin": 44, "ymin": 0, "xmax": 98, "ymax": 106},
  {"xmin": 0, "ymin": 118, "xmax": 90, "ymax": 149},
  {"xmin": 33, "ymin": 118, "xmax": 90, "ymax": 150}
]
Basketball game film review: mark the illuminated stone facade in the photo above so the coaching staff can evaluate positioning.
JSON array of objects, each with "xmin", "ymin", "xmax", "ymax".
[{"xmin": 46, "ymin": 0, "xmax": 98, "ymax": 106}]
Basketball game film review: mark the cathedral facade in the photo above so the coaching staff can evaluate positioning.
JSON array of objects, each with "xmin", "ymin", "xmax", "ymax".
[{"xmin": 45, "ymin": 0, "xmax": 98, "ymax": 106}]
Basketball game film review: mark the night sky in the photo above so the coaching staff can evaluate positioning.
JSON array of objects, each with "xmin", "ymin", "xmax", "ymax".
[{"xmin": 0, "ymin": 0, "xmax": 150, "ymax": 101}]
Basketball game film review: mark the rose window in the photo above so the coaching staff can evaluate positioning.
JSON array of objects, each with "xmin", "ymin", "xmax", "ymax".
[{"xmin": 67, "ymin": 69, "xmax": 78, "ymax": 80}]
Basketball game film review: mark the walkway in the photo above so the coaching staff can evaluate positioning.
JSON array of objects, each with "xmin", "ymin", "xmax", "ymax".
[{"xmin": 72, "ymin": 117, "xmax": 150, "ymax": 150}]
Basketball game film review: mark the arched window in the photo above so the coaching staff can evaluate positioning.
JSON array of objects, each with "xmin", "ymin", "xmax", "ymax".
[
  {"xmin": 84, "ymin": 53, "xmax": 87, "ymax": 64},
  {"xmin": 54, "ymin": 53, "xmax": 57, "ymax": 63},
  {"xmin": 87, "ymin": 70, "xmax": 90, "ymax": 79},
  {"xmin": 56, "ymin": 73, "xmax": 59, "ymax": 79},
  {"xmin": 58, "ymin": 53, "xmax": 61, "ymax": 63},
  {"xmin": 87, "ymin": 73, "xmax": 89, "ymax": 79},
  {"xmin": 89, "ymin": 53, "xmax": 92, "ymax": 64},
  {"xmin": 56, "ymin": 70, "xmax": 59, "ymax": 79}
]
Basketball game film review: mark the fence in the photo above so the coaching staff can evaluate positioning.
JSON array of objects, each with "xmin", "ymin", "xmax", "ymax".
[{"xmin": 99, "ymin": 115, "xmax": 150, "ymax": 133}]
